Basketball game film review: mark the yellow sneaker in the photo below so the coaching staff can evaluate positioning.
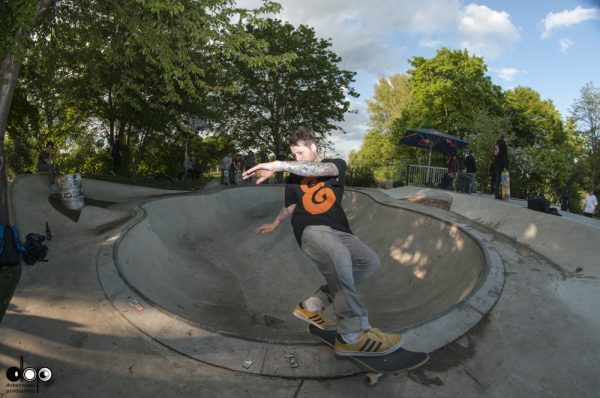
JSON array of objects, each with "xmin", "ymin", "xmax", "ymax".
[
  {"xmin": 293, "ymin": 302, "xmax": 336, "ymax": 331},
  {"xmin": 334, "ymin": 328, "xmax": 403, "ymax": 357}
]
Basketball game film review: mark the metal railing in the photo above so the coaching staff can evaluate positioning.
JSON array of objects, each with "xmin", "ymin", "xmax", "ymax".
[{"xmin": 407, "ymin": 164, "xmax": 447, "ymax": 187}]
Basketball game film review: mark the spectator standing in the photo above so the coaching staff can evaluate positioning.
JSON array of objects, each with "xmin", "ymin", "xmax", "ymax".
[
  {"xmin": 583, "ymin": 188, "xmax": 597, "ymax": 218},
  {"xmin": 464, "ymin": 151, "xmax": 477, "ymax": 193},
  {"xmin": 38, "ymin": 141, "xmax": 60, "ymax": 190},
  {"xmin": 493, "ymin": 131, "xmax": 509, "ymax": 200},
  {"xmin": 233, "ymin": 154, "xmax": 244, "ymax": 184},
  {"xmin": 447, "ymin": 153, "xmax": 459, "ymax": 190},
  {"xmin": 222, "ymin": 154, "xmax": 232, "ymax": 185},
  {"xmin": 244, "ymin": 151, "xmax": 256, "ymax": 184}
]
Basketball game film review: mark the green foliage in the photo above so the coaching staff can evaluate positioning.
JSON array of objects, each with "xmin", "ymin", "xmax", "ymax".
[
  {"xmin": 406, "ymin": 48, "xmax": 504, "ymax": 137},
  {"xmin": 4, "ymin": 0, "xmax": 291, "ymax": 181},
  {"xmin": 570, "ymin": 81, "xmax": 600, "ymax": 188},
  {"xmin": 215, "ymin": 18, "xmax": 358, "ymax": 155},
  {"xmin": 347, "ymin": 163, "xmax": 377, "ymax": 187},
  {"xmin": 504, "ymin": 86, "xmax": 563, "ymax": 147}
]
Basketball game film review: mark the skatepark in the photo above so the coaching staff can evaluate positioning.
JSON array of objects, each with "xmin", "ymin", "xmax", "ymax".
[{"xmin": 1, "ymin": 174, "xmax": 598, "ymax": 397}]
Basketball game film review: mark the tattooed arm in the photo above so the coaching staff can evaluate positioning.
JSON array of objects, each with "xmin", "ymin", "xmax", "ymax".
[
  {"xmin": 255, "ymin": 204, "xmax": 296, "ymax": 234},
  {"xmin": 243, "ymin": 160, "xmax": 339, "ymax": 184},
  {"xmin": 278, "ymin": 161, "xmax": 339, "ymax": 177}
]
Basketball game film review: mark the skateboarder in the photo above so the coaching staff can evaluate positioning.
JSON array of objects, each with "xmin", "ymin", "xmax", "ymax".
[{"xmin": 242, "ymin": 127, "xmax": 403, "ymax": 357}]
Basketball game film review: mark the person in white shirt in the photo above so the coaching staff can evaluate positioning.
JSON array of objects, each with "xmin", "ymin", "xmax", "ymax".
[{"xmin": 583, "ymin": 188, "xmax": 597, "ymax": 218}]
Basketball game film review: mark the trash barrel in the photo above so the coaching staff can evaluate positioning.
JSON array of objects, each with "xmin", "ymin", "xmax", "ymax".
[{"xmin": 58, "ymin": 173, "xmax": 85, "ymax": 210}]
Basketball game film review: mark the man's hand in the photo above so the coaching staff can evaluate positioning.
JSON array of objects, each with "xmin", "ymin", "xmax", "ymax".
[
  {"xmin": 256, "ymin": 222, "xmax": 278, "ymax": 234},
  {"xmin": 243, "ymin": 161, "xmax": 283, "ymax": 184}
]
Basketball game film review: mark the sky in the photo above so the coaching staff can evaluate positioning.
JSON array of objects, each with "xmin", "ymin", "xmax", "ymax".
[{"xmin": 237, "ymin": 0, "xmax": 600, "ymax": 160}]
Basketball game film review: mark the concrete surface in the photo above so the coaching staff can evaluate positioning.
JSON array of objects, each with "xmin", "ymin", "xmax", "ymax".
[
  {"xmin": 1, "ymin": 176, "xmax": 598, "ymax": 397},
  {"xmin": 99, "ymin": 186, "xmax": 502, "ymax": 377}
]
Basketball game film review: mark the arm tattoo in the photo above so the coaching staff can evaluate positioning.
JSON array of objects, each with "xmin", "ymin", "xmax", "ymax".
[
  {"xmin": 279, "ymin": 161, "xmax": 339, "ymax": 177},
  {"xmin": 275, "ymin": 204, "xmax": 296, "ymax": 224}
]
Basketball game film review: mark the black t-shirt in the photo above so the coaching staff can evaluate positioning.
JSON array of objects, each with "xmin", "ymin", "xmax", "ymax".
[
  {"xmin": 494, "ymin": 139, "xmax": 509, "ymax": 169},
  {"xmin": 284, "ymin": 158, "xmax": 352, "ymax": 245}
]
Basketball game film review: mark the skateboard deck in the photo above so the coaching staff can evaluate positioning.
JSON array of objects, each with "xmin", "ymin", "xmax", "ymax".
[
  {"xmin": 308, "ymin": 325, "xmax": 429, "ymax": 385},
  {"xmin": 501, "ymin": 169, "xmax": 510, "ymax": 200}
]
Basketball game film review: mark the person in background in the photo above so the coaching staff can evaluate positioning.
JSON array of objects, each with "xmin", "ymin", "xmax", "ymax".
[
  {"xmin": 464, "ymin": 151, "xmax": 477, "ymax": 193},
  {"xmin": 222, "ymin": 154, "xmax": 232, "ymax": 185},
  {"xmin": 447, "ymin": 152, "xmax": 459, "ymax": 190},
  {"xmin": 38, "ymin": 141, "xmax": 60, "ymax": 191},
  {"xmin": 493, "ymin": 131, "xmax": 509, "ymax": 200},
  {"xmin": 244, "ymin": 151, "xmax": 256, "ymax": 184},
  {"xmin": 583, "ymin": 188, "xmax": 597, "ymax": 218}
]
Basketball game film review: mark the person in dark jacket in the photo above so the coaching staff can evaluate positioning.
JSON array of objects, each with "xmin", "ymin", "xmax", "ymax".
[
  {"xmin": 493, "ymin": 131, "xmax": 509, "ymax": 199},
  {"xmin": 464, "ymin": 151, "xmax": 476, "ymax": 193}
]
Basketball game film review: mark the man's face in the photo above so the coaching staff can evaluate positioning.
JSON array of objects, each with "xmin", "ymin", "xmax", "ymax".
[{"xmin": 290, "ymin": 141, "xmax": 318, "ymax": 162}]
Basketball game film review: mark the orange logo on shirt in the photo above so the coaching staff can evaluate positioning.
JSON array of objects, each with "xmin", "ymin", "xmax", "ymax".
[{"xmin": 300, "ymin": 177, "xmax": 336, "ymax": 215}]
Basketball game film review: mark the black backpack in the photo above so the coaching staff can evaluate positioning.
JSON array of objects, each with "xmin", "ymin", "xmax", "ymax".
[
  {"xmin": 0, "ymin": 224, "xmax": 26, "ymax": 267},
  {"xmin": 23, "ymin": 233, "xmax": 48, "ymax": 265}
]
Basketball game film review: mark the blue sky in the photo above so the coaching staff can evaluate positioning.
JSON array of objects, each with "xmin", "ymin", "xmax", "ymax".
[{"xmin": 238, "ymin": 0, "xmax": 600, "ymax": 159}]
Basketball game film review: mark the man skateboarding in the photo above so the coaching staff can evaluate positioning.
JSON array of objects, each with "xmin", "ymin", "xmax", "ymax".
[{"xmin": 242, "ymin": 127, "xmax": 403, "ymax": 357}]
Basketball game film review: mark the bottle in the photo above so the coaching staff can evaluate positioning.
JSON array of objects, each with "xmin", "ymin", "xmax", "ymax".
[{"xmin": 45, "ymin": 222, "xmax": 52, "ymax": 241}]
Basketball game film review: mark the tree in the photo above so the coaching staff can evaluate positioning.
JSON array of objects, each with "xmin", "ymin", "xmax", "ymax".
[
  {"xmin": 3, "ymin": 0, "xmax": 288, "ymax": 197},
  {"xmin": 406, "ymin": 48, "xmax": 504, "ymax": 138},
  {"xmin": 504, "ymin": 86, "xmax": 563, "ymax": 148},
  {"xmin": 215, "ymin": 18, "xmax": 358, "ymax": 155},
  {"xmin": 1, "ymin": 0, "xmax": 54, "ymax": 224},
  {"xmin": 570, "ymin": 81, "xmax": 600, "ymax": 188}
]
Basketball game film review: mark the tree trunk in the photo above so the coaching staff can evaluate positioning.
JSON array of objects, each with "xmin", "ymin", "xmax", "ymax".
[
  {"xmin": 0, "ymin": 54, "xmax": 24, "ymax": 224},
  {"xmin": 0, "ymin": 0, "xmax": 54, "ymax": 225}
]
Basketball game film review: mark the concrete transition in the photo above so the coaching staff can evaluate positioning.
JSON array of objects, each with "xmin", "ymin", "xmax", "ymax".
[{"xmin": 99, "ymin": 185, "xmax": 504, "ymax": 378}]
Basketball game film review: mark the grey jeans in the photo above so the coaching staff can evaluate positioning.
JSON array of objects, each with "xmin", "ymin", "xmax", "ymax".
[{"xmin": 301, "ymin": 225, "xmax": 381, "ymax": 334}]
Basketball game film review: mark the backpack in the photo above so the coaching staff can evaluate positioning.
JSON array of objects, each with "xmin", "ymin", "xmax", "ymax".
[
  {"xmin": 23, "ymin": 233, "xmax": 48, "ymax": 265},
  {"xmin": 0, "ymin": 224, "xmax": 26, "ymax": 267}
]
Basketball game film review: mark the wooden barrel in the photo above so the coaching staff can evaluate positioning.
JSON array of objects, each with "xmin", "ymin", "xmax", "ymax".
[{"xmin": 58, "ymin": 173, "xmax": 85, "ymax": 210}]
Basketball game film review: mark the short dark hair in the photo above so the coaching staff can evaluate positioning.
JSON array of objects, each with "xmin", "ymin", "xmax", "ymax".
[
  {"xmin": 288, "ymin": 127, "xmax": 316, "ymax": 147},
  {"xmin": 46, "ymin": 141, "xmax": 54, "ymax": 148}
]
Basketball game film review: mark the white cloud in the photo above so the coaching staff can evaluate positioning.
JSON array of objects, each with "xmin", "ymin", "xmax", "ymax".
[
  {"xmin": 559, "ymin": 38, "xmax": 574, "ymax": 54},
  {"xmin": 541, "ymin": 6, "xmax": 600, "ymax": 38},
  {"xmin": 457, "ymin": 4, "xmax": 521, "ymax": 58},
  {"xmin": 495, "ymin": 67, "xmax": 519, "ymax": 82}
]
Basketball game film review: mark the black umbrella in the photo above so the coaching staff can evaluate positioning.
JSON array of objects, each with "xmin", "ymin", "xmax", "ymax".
[{"xmin": 400, "ymin": 128, "xmax": 470, "ymax": 182}]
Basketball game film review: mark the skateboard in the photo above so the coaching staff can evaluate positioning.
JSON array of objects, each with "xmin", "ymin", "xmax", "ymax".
[
  {"xmin": 501, "ymin": 169, "xmax": 510, "ymax": 200},
  {"xmin": 308, "ymin": 325, "xmax": 429, "ymax": 385}
]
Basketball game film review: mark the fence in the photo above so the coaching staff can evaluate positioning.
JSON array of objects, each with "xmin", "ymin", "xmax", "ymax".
[{"xmin": 407, "ymin": 164, "xmax": 447, "ymax": 187}]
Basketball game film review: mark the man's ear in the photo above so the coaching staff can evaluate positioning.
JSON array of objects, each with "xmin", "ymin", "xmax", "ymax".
[{"xmin": 310, "ymin": 142, "xmax": 318, "ymax": 154}]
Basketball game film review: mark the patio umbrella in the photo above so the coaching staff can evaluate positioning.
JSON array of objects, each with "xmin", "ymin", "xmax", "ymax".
[{"xmin": 400, "ymin": 128, "xmax": 470, "ymax": 182}]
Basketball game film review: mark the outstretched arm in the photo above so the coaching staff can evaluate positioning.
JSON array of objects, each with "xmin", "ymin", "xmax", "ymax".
[
  {"xmin": 243, "ymin": 161, "xmax": 338, "ymax": 184},
  {"xmin": 278, "ymin": 161, "xmax": 338, "ymax": 177},
  {"xmin": 256, "ymin": 204, "xmax": 296, "ymax": 234}
]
